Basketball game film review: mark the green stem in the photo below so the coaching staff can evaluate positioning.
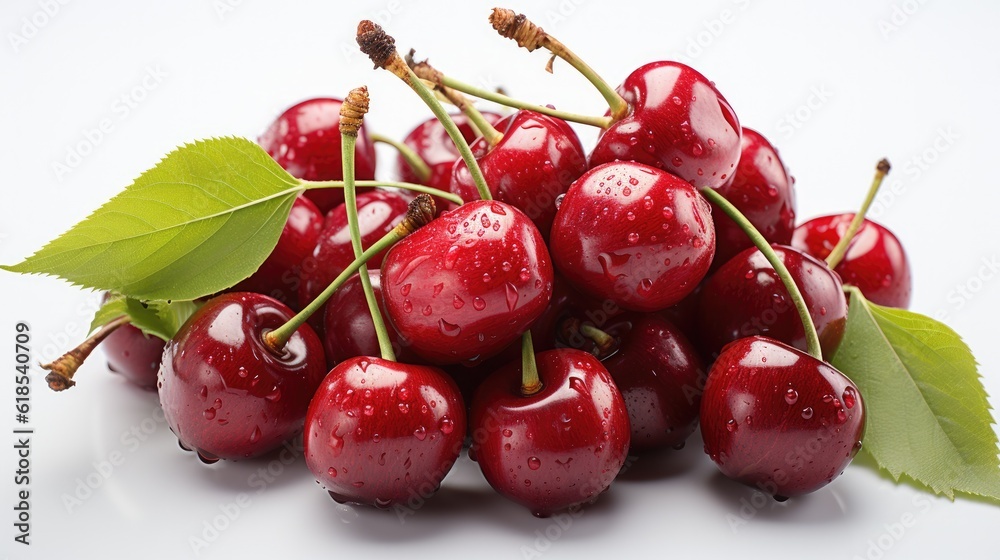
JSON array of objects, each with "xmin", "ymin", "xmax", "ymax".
[
  {"xmin": 453, "ymin": 94, "xmax": 503, "ymax": 147},
  {"xmin": 578, "ymin": 323, "xmax": 617, "ymax": 356},
  {"xmin": 699, "ymin": 187, "xmax": 823, "ymax": 360},
  {"xmin": 520, "ymin": 330, "xmax": 541, "ymax": 396},
  {"xmin": 369, "ymin": 132, "xmax": 432, "ymax": 183},
  {"xmin": 301, "ymin": 179, "xmax": 463, "ymax": 206},
  {"xmin": 541, "ymin": 38, "xmax": 629, "ymax": 122},
  {"xmin": 342, "ymin": 134, "xmax": 396, "ymax": 362},
  {"xmin": 437, "ymin": 74, "xmax": 612, "ymax": 129},
  {"xmin": 826, "ymin": 159, "xmax": 891, "ymax": 270}
]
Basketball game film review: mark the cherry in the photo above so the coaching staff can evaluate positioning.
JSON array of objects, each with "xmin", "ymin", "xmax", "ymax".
[
  {"xmin": 258, "ymin": 97, "xmax": 377, "ymax": 213},
  {"xmin": 450, "ymin": 110, "xmax": 587, "ymax": 237},
  {"xmin": 470, "ymin": 348, "xmax": 630, "ymax": 517},
  {"xmin": 792, "ymin": 214, "xmax": 911, "ymax": 308},
  {"xmin": 696, "ymin": 244, "xmax": 848, "ymax": 361},
  {"xmin": 158, "ymin": 292, "xmax": 326, "ymax": 461},
  {"xmin": 380, "ymin": 200, "xmax": 553, "ymax": 365},
  {"xmin": 700, "ymin": 336, "xmax": 865, "ymax": 498},
  {"xmin": 233, "ymin": 195, "xmax": 324, "ymax": 310},
  {"xmin": 103, "ymin": 323, "xmax": 165, "ymax": 390},
  {"xmin": 550, "ymin": 161, "xmax": 715, "ymax": 312},
  {"xmin": 298, "ymin": 189, "xmax": 411, "ymax": 323},
  {"xmin": 709, "ymin": 128, "xmax": 795, "ymax": 269},
  {"xmin": 397, "ymin": 111, "xmax": 503, "ymax": 191},
  {"xmin": 304, "ymin": 356, "xmax": 465, "ymax": 508}
]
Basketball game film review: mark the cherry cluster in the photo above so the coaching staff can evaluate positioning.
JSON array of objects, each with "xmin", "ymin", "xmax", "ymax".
[{"xmin": 103, "ymin": 10, "xmax": 912, "ymax": 516}]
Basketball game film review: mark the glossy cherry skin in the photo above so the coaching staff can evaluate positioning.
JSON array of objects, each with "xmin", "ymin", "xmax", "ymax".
[
  {"xmin": 398, "ymin": 112, "xmax": 503, "ymax": 191},
  {"xmin": 233, "ymin": 196, "xmax": 324, "ymax": 310},
  {"xmin": 304, "ymin": 356, "xmax": 466, "ymax": 508},
  {"xmin": 158, "ymin": 293, "xmax": 326, "ymax": 461},
  {"xmin": 792, "ymin": 214, "xmax": 912, "ymax": 308},
  {"xmin": 451, "ymin": 110, "xmax": 587, "ymax": 237},
  {"xmin": 700, "ymin": 336, "xmax": 865, "ymax": 498},
  {"xmin": 597, "ymin": 314, "xmax": 706, "ymax": 451},
  {"xmin": 550, "ymin": 161, "xmax": 715, "ymax": 312},
  {"xmin": 710, "ymin": 128, "xmax": 796, "ymax": 270},
  {"xmin": 103, "ymin": 324, "xmax": 165, "ymax": 390},
  {"xmin": 259, "ymin": 98, "xmax": 377, "ymax": 213},
  {"xmin": 470, "ymin": 349, "xmax": 630, "ymax": 517},
  {"xmin": 697, "ymin": 245, "xmax": 848, "ymax": 362},
  {"xmin": 589, "ymin": 61, "xmax": 741, "ymax": 189},
  {"xmin": 321, "ymin": 270, "xmax": 423, "ymax": 368},
  {"xmin": 298, "ymin": 189, "xmax": 411, "ymax": 323},
  {"xmin": 380, "ymin": 200, "xmax": 554, "ymax": 365}
]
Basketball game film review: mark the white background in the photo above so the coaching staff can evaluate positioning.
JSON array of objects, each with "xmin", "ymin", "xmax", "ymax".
[{"xmin": 2, "ymin": 0, "xmax": 1000, "ymax": 559}]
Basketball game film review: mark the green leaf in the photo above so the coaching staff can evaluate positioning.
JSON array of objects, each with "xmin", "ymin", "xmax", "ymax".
[
  {"xmin": 830, "ymin": 286, "xmax": 1000, "ymax": 503},
  {"xmin": 2, "ymin": 137, "xmax": 302, "ymax": 301},
  {"xmin": 90, "ymin": 295, "xmax": 200, "ymax": 342}
]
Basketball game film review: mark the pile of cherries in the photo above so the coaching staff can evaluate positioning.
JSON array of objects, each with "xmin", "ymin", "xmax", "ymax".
[{"xmin": 101, "ymin": 11, "xmax": 912, "ymax": 517}]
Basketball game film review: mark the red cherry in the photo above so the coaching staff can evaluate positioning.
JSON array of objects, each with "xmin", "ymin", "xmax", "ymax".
[
  {"xmin": 700, "ymin": 336, "xmax": 865, "ymax": 498},
  {"xmin": 450, "ymin": 110, "xmax": 587, "ymax": 237},
  {"xmin": 697, "ymin": 245, "xmax": 848, "ymax": 360},
  {"xmin": 792, "ymin": 214, "xmax": 911, "ymax": 308},
  {"xmin": 159, "ymin": 293, "xmax": 326, "ymax": 461},
  {"xmin": 397, "ymin": 111, "xmax": 503, "ymax": 190},
  {"xmin": 304, "ymin": 356, "xmax": 465, "ymax": 508},
  {"xmin": 380, "ymin": 200, "xmax": 553, "ymax": 365},
  {"xmin": 103, "ymin": 323, "xmax": 165, "ymax": 390},
  {"xmin": 233, "ymin": 196, "xmax": 324, "ymax": 310},
  {"xmin": 258, "ymin": 98, "xmax": 377, "ymax": 213},
  {"xmin": 470, "ymin": 348, "xmax": 630, "ymax": 517},
  {"xmin": 709, "ymin": 128, "xmax": 796, "ymax": 269},
  {"xmin": 589, "ymin": 61, "xmax": 741, "ymax": 189},
  {"xmin": 550, "ymin": 161, "xmax": 715, "ymax": 312}
]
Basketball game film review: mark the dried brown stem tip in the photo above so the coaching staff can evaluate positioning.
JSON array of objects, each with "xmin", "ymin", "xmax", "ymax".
[
  {"xmin": 407, "ymin": 50, "xmax": 443, "ymax": 84},
  {"xmin": 357, "ymin": 20, "xmax": 397, "ymax": 69},
  {"xmin": 490, "ymin": 7, "xmax": 546, "ymax": 51},
  {"xmin": 340, "ymin": 86, "xmax": 370, "ymax": 137},
  {"xmin": 877, "ymin": 158, "xmax": 891, "ymax": 175},
  {"xmin": 41, "ymin": 315, "xmax": 129, "ymax": 392},
  {"xmin": 398, "ymin": 194, "xmax": 437, "ymax": 236}
]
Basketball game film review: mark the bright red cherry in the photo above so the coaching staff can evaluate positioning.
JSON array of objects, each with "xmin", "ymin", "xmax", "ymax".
[
  {"xmin": 103, "ymin": 323, "xmax": 165, "ymax": 390},
  {"xmin": 697, "ymin": 245, "xmax": 848, "ymax": 361},
  {"xmin": 589, "ymin": 61, "xmax": 741, "ymax": 189},
  {"xmin": 233, "ymin": 196, "xmax": 324, "ymax": 310},
  {"xmin": 470, "ymin": 349, "xmax": 630, "ymax": 517},
  {"xmin": 304, "ymin": 356, "xmax": 466, "ymax": 508},
  {"xmin": 700, "ymin": 336, "xmax": 865, "ymax": 499},
  {"xmin": 397, "ymin": 111, "xmax": 503, "ymax": 191},
  {"xmin": 258, "ymin": 97, "xmax": 377, "ymax": 213},
  {"xmin": 792, "ymin": 214, "xmax": 911, "ymax": 308},
  {"xmin": 550, "ymin": 161, "xmax": 715, "ymax": 312},
  {"xmin": 450, "ymin": 110, "xmax": 587, "ymax": 237},
  {"xmin": 380, "ymin": 200, "xmax": 553, "ymax": 365},
  {"xmin": 709, "ymin": 128, "xmax": 795, "ymax": 269},
  {"xmin": 159, "ymin": 293, "xmax": 326, "ymax": 462}
]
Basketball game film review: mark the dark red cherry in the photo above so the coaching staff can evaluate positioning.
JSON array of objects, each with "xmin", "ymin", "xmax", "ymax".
[
  {"xmin": 589, "ymin": 61, "xmax": 741, "ymax": 189},
  {"xmin": 298, "ymin": 189, "xmax": 411, "ymax": 324},
  {"xmin": 450, "ymin": 110, "xmax": 587, "ymax": 236},
  {"xmin": 697, "ymin": 245, "xmax": 848, "ymax": 361},
  {"xmin": 304, "ymin": 356, "xmax": 465, "ymax": 508},
  {"xmin": 233, "ymin": 196, "xmax": 324, "ymax": 310},
  {"xmin": 792, "ymin": 214, "xmax": 911, "ymax": 308},
  {"xmin": 103, "ymin": 323, "xmax": 165, "ymax": 390},
  {"xmin": 550, "ymin": 161, "xmax": 715, "ymax": 312},
  {"xmin": 470, "ymin": 349, "xmax": 630, "ymax": 517},
  {"xmin": 258, "ymin": 97, "xmax": 377, "ymax": 213},
  {"xmin": 398, "ymin": 111, "xmax": 503, "ymax": 191},
  {"xmin": 380, "ymin": 200, "xmax": 553, "ymax": 365},
  {"xmin": 709, "ymin": 128, "xmax": 795, "ymax": 269},
  {"xmin": 321, "ymin": 270, "xmax": 423, "ymax": 368},
  {"xmin": 159, "ymin": 293, "xmax": 326, "ymax": 461},
  {"xmin": 700, "ymin": 336, "xmax": 865, "ymax": 498}
]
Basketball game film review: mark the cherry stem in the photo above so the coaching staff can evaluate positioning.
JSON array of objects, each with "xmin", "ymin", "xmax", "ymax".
[
  {"xmin": 825, "ymin": 159, "xmax": 892, "ymax": 270},
  {"xmin": 520, "ymin": 330, "xmax": 542, "ymax": 396},
  {"xmin": 489, "ymin": 8, "xmax": 629, "ymax": 122},
  {"xmin": 578, "ymin": 324, "xmax": 618, "ymax": 356},
  {"xmin": 407, "ymin": 55, "xmax": 504, "ymax": 146},
  {"xmin": 356, "ymin": 21, "xmax": 493, "ymax": 202},
  {"xmin": 699, "ymin": 187, "xmax": 823, "ymax": 360},
  {"xmin": 41, "ymin": 315, "xmax": 129, "ymax": 391},
  {"xmin": 264, "ymin": 194, "xmax": 436, "ymax": 352},
  {"xmin": 340, "ymin": 90, "xmax": 396, "ymax": 363},
  {"xmin": 302, "ymin": 179, "xmax": 463, "ymax": 206},
  {"xmin": 368, "ymin": 132, "xmax": 432, "ymax": 183}
]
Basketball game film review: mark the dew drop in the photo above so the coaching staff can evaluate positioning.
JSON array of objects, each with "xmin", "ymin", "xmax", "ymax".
[
  {"xmin": 726, "ymin": 419, "xmax": 737, "ymax": 432},
  {"xmin": 438, "ymin": 318, "xmax": 462, "ymax": 337},
  {"xmin": 637, "ymin": 278, "xmax": 654, "ymax": 296},
  {"xmin": 249, "ymin": 426, "xmax": 261, "ymax": 443},
  {"xmin": 801, "ymin": 407, "xmax": 814, "ymax": 419},
  {"xmin": 785, "ymin": 388, "xmax": 799, "ymax": 405},
  {"xmin": 482, "ymin": 273, "xmax": 492, "ymax": 283},
  {"xmin": 504, "ymin": 282, "xmax": 519, "ymax": 311},
  {"xmin": 671, "ymin": 157, "xmax": 683, "ymax": 167},
  {"xmin": 662, "ymin": 207, "xmax": 674, "ymax": 220},
  {"xmin": 528, "ymin": 457, "xmax": 541, "ymax": 470},
  {"xmin": 627, "ymin": 232, "xmax": 640, "ymax": 244},
  {"xmin": 327, "ymin": 467, "xmax": 338, "ymax": 477},
  {"xmin": 199, "ymin": 385, "xmax": 208, "ymax": 399},
  {"xmin": 843, "ymin": 387, "xmax": 857, "ymax": 409},
  {"xmin": 622, "ymin": 186, "xmax": 632, "ymax": 197},
  {"xmin": 203, "ymin": 408, "xmax": 216, "ymax": 420},
  {"xmin": 443, "ymin": 245, "xmax": 460, "ymax": 270},
  {"xmin": 439, "ymin": 417, "xmax": 455, "ymax": 434},
  {"xmin": 502, "ymin": 429, "xmax": 513, "ymax": 437},
  {"xmin": 569, "ymin": 377, "xmax": 586, "ymax": 393},
  {"xmin": 363, "ymin": 404, "xmax": 374, "ymax": 416},
  {"xmin": 626, "ymin": 211, "xmax": 636, "ymax": 221},
  {"xmin": 400, "ymin": 283, "xmax": 411, "ymax": 296},
  {"xmin": 402, "ymin": 300, "xmax": 413, "ymax": 313},
  {"xmin": 473, "ymin": 297, "xmax": 487, "ymax": 311}
]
